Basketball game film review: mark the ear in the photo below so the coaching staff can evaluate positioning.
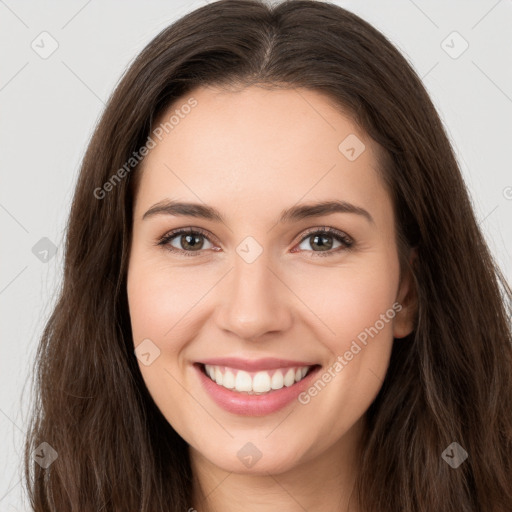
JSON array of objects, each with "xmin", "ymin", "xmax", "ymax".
[{"xmin": 393, "ymin": 247, "xmax": 418, "ymax": 339}]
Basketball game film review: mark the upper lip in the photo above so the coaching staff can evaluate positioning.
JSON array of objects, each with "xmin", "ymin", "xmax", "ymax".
[{"xmin": 197, "ymin": 357, "xmax": 319, "ymax": 372}]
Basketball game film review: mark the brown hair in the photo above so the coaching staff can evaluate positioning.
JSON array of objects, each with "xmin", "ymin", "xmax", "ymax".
[{"xmin": 23, "ymin": 0, "xmax": 512, "ymax": 510}]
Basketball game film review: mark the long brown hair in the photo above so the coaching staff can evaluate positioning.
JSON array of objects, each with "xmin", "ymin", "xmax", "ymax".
[{"xmin": 23, "ymin": 0, "xmax": 512, "ymax": 510}]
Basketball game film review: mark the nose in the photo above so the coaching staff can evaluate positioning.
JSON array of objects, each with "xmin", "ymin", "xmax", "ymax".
[{"xmin": 213, "ymin": 252, "xmax": 293, "ymax": 341}]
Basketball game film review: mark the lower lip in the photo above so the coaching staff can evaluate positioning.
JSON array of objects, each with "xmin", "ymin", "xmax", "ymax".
[{"xmin": 194, "ymin": 363, "xmax": 321, "ymax": 416}]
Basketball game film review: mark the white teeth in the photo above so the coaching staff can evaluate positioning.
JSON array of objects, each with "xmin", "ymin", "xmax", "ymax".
[
  {"xmin": 203, "ymin": 364, "xmax": 313, "ymax": 394},
  {"xmin": 283, "ymin": 368, "xmax": 295, "ymax": 387},
  {"xmin": 235, "ymin": 370, "xmax": 252, "ymax": 392},
  {"xmin": 205, "ymin": 364, "xmax": 215, "ymax": 380},
  {"xmin": 223, "ymin": 369, "xmax": 236, "ymax": 389},
  {"xmin": 252, "ymin": 371, "xmax": 271, "ymax": 393},
  {"xmin": 215, "ymin": 367, "xmax": 223, "ymax": 385},
  {"xmin": 271, "ymin": 371, "xmax": 284, "ymax": 390}
]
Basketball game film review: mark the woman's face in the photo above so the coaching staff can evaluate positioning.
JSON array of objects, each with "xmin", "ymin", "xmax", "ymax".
[{"xmin": 127, "ymin": 85, "xmax": 415, "ymax": 475}]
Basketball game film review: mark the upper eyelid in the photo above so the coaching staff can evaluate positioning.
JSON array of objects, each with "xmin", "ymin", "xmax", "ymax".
[{"xmin": 164, "ymin": 226, "xmax": 217, "ymax": 244}]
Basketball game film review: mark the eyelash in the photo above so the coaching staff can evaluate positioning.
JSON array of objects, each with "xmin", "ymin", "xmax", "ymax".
[{"xmin": 156, "ymin": 226, "xmax": 354, "ymax": 258}]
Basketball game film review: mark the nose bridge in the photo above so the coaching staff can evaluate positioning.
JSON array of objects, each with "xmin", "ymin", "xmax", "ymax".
[
  {"xmin": 215, "ymin": 245, "xmax": 291, "ymax": 339},
  {"xmin": 232, "ymin": 248, "xmax": 272, "ymax": 302}
]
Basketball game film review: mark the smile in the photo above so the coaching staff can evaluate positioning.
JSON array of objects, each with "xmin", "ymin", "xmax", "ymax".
[
  {"xmin": 202, "ymin": 364, "xmax": 313, "ymax": 394},
  {"xmin": 194, "ymin": 360, "xmax": 322, "ymax": 416}
]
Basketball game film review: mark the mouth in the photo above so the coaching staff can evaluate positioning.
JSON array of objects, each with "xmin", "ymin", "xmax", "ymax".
[
  {"xmin": 193, "ymin": 359, "xmax": 322, "ymax": 416},
  {"xmin": 196, "ymin": 362, "xmax": 320, "ymax": 395}
]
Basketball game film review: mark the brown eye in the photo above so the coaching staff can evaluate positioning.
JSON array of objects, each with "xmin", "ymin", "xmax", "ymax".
[
  {"xmin": 295, "ymin": 227, "xmax": 353, "ymax": 257},
  {"xmin": 157, "ymin": 228, "xmax": 214, "ymax": 256},
  {"xmin": 156, "ymin": 226, "xmax": 354, "ymax": 258},
  {"xmin": 174, "ymin": 232, "xmax": 207, "ymax": 251}
]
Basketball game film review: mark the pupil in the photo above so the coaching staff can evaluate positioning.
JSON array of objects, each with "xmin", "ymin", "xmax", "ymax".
[
  {"xmin": 183, "ymin": 234, "xmax": 202, "ymax": 250},
  {"xmin": 312, "ymin": 234, "xmax": 332, "ymax": 251}
]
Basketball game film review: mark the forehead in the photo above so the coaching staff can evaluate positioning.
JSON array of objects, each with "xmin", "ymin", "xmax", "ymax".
[{"xmin": 134, "ymin": 85, "xmax": 391, "ymax": 227}]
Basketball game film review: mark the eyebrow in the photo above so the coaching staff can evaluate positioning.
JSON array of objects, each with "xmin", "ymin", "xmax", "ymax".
[{"xmin": 142, "ymin": 199, "xmax": 374, "ymax": 225}]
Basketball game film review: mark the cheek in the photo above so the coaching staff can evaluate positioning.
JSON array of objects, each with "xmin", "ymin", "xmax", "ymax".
[
  {"xmin": 288, "ymin": 258, "xmax": 399, "ymax": 352},
  {"xmin": 126, "ymin": 255, "xmax": 203, "ymax": 346},
  {"xmin": 127, "ymin": 257, "xmax": 199, "ymax": 432},
  {"xmin": 290, "ymin": 258, "xmax": 399, "ymax": 429}
]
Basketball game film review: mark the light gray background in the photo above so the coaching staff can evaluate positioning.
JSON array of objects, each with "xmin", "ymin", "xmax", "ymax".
[{"xmin": 1, "ymin": 0, "xmax": 511, "ymax": 509}]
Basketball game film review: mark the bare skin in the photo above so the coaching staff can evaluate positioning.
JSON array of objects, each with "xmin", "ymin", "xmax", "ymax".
[{"xmin": 127, "ymin": 85, "xmax": 416, "ymax": 512}]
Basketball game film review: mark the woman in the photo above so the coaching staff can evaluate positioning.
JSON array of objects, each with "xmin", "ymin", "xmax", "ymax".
[{"xmin": 23, "ymin": 0, "xmax": 512, "ymax": 510}]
